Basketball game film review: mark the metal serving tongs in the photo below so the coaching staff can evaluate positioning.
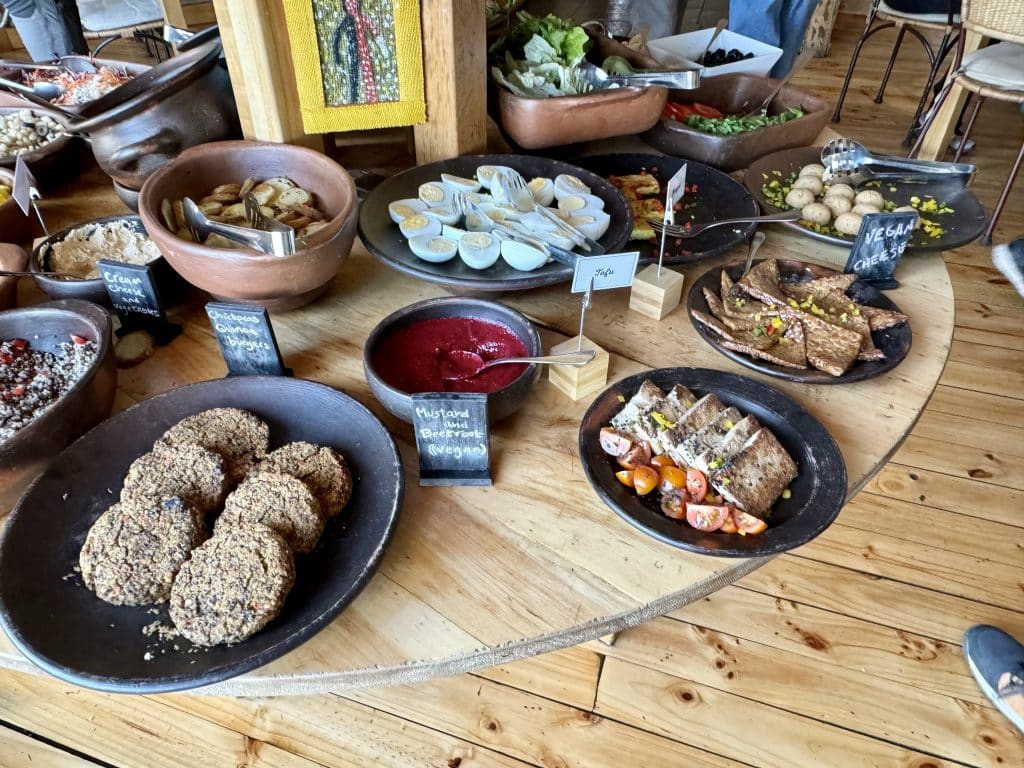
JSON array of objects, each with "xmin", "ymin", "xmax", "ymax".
[
  {"xmin": 494, "ymin": 170, "xmax": 604, "ymax": 254},
  {"xmin": 576, "ymin": 61, "xmax": 701, "ymax": 91},
  {"xmin": 821, "ymin": 137, "xmax": 977, "ymax": 186},
  {"xmin": 183, "ymin": 194, "xmax": 296, "ymax": 256}
]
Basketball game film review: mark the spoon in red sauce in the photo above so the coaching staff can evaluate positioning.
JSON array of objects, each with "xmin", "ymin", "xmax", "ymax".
[{"xmin": 440, "ymin": 349, "xmax": 596, "ymax": 381}]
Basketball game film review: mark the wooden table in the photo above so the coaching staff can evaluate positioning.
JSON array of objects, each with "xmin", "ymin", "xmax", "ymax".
[{"xmin": 0, "ymin": 163, "xmax": 954, "ymax": 696}]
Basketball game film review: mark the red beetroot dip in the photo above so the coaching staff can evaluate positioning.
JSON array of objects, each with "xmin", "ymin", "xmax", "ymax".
[{"xmin": 372, "ymin": 316, "xmax": 529, "ymax": 394}]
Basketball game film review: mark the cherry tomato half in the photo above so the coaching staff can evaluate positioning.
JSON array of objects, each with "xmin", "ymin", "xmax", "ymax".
[
  {"xmin": 733, "ymin": 510, "xmax": 768, "ymax": 535},
  {"xmin": 651, "ymin": 454, "xmax": 677, "ymax": 468},
  {"xmin": 718, "ymin": 514, "xmax": 738, "ymax": 534},
  {"xmin": 658, "ymin": 465, "xmax": 688, "ymax": 492},
  {"xmin": 600, "ymin": 427, "xmax": 633, "ymax": 457},
  {"xmin": 633, "ymin": 465, "xmax": 660, "ymax": 496},
  {"xmin": 686, "ymin": 469, "xmax": 708, "ymax": 503},
  {"xmin": 661, "ymin": 488, "xmax": 687, "ymax": 519},
  {"xmin": 685, "ymin": 503, "xmax": 731, "ymax": 532},
  {"xmin": 618, "ymin": 441, "xmax": 652, "ymax": 470},
  {"xmin": 692, "ymin": 102, "xmax": 724, "ymax": 118},
  {"xmin": 615, "ymin": 469, "xmax": 634, "ymax": 488}
]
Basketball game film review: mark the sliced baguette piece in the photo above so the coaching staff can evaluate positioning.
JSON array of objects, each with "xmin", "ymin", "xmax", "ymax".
[
  {"xmin": 692, "ymin": 414, "xmax": 761, "ymax": 473},
  {"xmin": 708, "ymin": 428, "xmax": 797, "ymax": 516}
]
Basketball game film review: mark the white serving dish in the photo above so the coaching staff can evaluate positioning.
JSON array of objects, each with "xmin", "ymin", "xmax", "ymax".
[{"xmin": 647, "ymin": 28, "xmax": 783, "ymax": 78}]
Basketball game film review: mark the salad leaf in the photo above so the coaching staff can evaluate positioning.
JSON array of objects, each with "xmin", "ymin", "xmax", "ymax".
[{"xmin": 523, "ymin": 34, "xmax": 558, "ymax": 65}]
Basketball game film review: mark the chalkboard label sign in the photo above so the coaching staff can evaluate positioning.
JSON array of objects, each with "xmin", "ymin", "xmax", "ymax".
[
  {"xmin": 571, "ymin": 251, "xmax": 640, "ymax": 293},
  {"xmin": 205, "ymin": 302, "xmax": 289, "ymax": 377},
  {"xmin": 412, "ymin": 393, "xmax": 491, "ymax": 486},
  {"xmin": 99, "ymin": 260, "xmax": 181, "ymax": 344},
  {"xmin": 844, "ymin": 211, "xmax": 918, "ymax": 289}
]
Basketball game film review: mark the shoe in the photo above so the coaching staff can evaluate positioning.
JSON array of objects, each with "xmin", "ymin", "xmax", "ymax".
[
  {"xmin": 963, "ymin": 625, "xmax": 1024, "ymax": 733},
  {"xmin": 948, "ymin": 135, "xmax": 976, "ymax": 154},
  {"xmin": 992, "ymin": 238, "xmax": 1024, "ymax": 299}
]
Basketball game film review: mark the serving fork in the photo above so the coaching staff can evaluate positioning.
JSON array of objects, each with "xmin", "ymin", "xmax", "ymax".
[
  {"xmin": 648, "ymin": 209, "xmax": 800, "ymax": 238},
  {"xmin": 498, "ymin": 170, "xmax": 602, "ymax": 254}
]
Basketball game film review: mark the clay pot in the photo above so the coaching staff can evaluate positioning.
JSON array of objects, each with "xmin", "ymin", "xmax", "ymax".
[
  {"xmin": 0, "ymin": 299, "xmax": 116, "ymax": 513},
  {"xmin": 138, "ymin": 140, "xmax": 359, "ymax": 312},
  {"xmin": 0, "ymin": 243, "xmax": 27, "ymax": 310},
  {"xmin": 0, "ymin": 100, "xmax": 84, "ymax": 190}
]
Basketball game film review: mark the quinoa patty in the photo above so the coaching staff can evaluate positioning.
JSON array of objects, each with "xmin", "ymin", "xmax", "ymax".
[
  {"xmin": 159, "ymin": 408, "xmax": 270, "ymax": 485},
  {"xmin": 121, "ymin": 443, "xmax": 228, "ymax": 515},
  {"xmin": 79, "ymin": 496, "xmax": 205, "ymax": 606},
  {"xmin": 169, "ymin": 523, "xmax": 295, "ymax": 646},
  {"xmin": 217, "ymin": 471, "xmax": 324, "ymax": 554},
  {"xmin": 258, "ymin": 442, "xmax": 352, "ymax": 518}
]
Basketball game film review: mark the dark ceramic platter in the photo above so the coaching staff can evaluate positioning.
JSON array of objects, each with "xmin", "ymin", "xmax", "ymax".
[
  {"xmin": 0, "ymin": 377, "xmax": 404, "ymax": 694},
  {"xmin": 687, "ymin": 259, "xmax": 913, "ymax": 384},
  {"xmin": 358, "ymin": 153, "xmax": 632, "ymax": 292},
  {"xmin": 579, "ymin": 368, "xmax": 847, "ymax": 556},
  {"xmin": 744, "ymin": 146, "xmax": 987, "ymax": 252},
  {"xmin": 572, "ymin": 153, "xmax": 759, "ymax": 265}
]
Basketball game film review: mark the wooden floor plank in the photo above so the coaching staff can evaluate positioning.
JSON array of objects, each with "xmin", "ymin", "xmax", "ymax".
[
  {"xmin": 865, "ymin": 464, "xmax": 1024, "ymax": 527},
  {"xmin": 604, "ymin": 617, "xmax": 1024, "ymax": 766},
  {"xmin": 158, "ymin": 690, "xmax": 537, "ymax": 768},
  {"xmin": 947, "ymin": 262, "xmax": 1024, "ymax": 309},
  {"xmin": 667, "ymin": 587, "xmax": 987, "ymax": 705},
  {"xmin": 949, "ymin": 338, "xmax": 1024, "ymax": 377},
  {"xmin": 954, "ymin": 326, "xmax": 1024, "ymax": 353},
  {"xmin": 0, "ymin": 670, "xmax": 327, "ymax": 768},
  {"xmin": 596, "ymin": 657, "xmax": 966, "ymax": 768},
  {"xmin": 911, "ymin": 410, "xmax": 1024, "ymax": 459},
  {"xmin": 341, "ymin": 671, "xmax": 749, "ymax": 768},
  {"xmin": 940, "ymin": 360, "xmax": 1024, "ymax": 401},
  {"xmin": 926, "ymin": 386, "xmax": 1024, "ymax": 429},
  {"xmin": 894, "ymin": 435, "xmax": 1024, "ymax": 491},
  {"xmin": 0, "ymin": 723, "xmax": 101, "ymax": 768},
  {"xmin": 737, "ymin": 556, "xmax": 1024, "ymax": 645}
]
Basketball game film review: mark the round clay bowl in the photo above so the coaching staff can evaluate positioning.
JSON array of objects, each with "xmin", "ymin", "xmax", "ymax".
[
  {"xmin": 0, "ymin": 100, "xmax": 83, "ymax": 190},
  {"xmin": 363, "ymin": 296, "xmax": 542, "ymax": 425},
  {"xmin": 138, "ymin": 140, "xmax": 358, "ymax": 312},
  {"xmin": 0, "ymin": 299, "xmax": 117, "ymax": 513},
  {"xmin": 0, "ymin": 166, "xmax": 38, "ymax": 246},
  {"xmin": 0, "ymin": 243, "xmax": 28, "ymax": 310}
]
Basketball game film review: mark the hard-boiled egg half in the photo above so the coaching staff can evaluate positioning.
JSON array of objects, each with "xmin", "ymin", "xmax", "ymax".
[
  {"xmin": 568, "ymin": 209, "xmax": 611, "ymax": 241},
  {"xmin": 528, "ymin": 177, "xmax": 555, "ymax": 207},
  {"xmin": 557, "ymin": 193, "xmax": 606, "ymax": 214},
  {"xmin": 459, "ymin": 232, "xmax": 501, "ymax": 269},
  {"xmin": 417, "ymin": 181, "xmax": 456, "ymax": 207},
  {"xmin": 501, "ymin": 239, "xmax": 548, "ymax": 272},
  {"xmin": 476, "ymin": 165, "xmax": 515, "ymax": 190},
  {"xmin": 553, "ymin": 174, "xmax": 591, "ymax": 201},
  {"xmin": 408, "ymin": 234, "xmax": 458, "ymax": 263},
  {"xmin": 423, "ymin": 207, "xmax": 461, "ymax": 226},
  {"xmin": 388, "ymin": 198, "xmax": 427, "ymax": 224},
  {"xmin": 399, "ymin": 214, "xmax": 442, "ymax": 239},
  {"xmin": 440, "ymin": 173, "xmax": 481, "ymax": 193}
]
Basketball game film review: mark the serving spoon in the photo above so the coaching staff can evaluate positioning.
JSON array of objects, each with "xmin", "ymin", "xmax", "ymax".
[
  {"xmin": 440, "ymin": 349, "xmax": 596, "ymax": 381},
  {"xmin": 697, "ymin": 18, "xmax": 729, "ymax": 65},
  {"xmin": 0, "ymin": 76, "xmax": 63, "ymax": 102},
  {"xmin": 0, "ymin": 268, "xmax": 86, "ymax": 281}
]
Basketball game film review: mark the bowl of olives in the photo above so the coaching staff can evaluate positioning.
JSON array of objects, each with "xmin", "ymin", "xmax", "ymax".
[{"xmin": 647, "ymin": 28, "xmax": 782, "ymax": 78}]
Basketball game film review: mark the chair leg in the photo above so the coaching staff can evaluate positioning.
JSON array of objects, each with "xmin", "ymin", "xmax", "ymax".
[
  {"xmin": 909, "ymin": 76, "xmax": 956, "ymax": 158},
  {"xmin": 875, "ymin": 25, "xmax": 907, "ymax": 104},
  {"xmin": 953, "ymin": 95, "xmax": 983, "ymax": 163},
  {"xmin": 982, "ymin": 134, "xmax": 1024, "ymax": 245},
  {"xmin": 832, "ymin": 22, "xmax": 894, "ymax": 122},
  {"xmin": 904, "ymin": 29, "xmax": 956, "ymax": 146}
]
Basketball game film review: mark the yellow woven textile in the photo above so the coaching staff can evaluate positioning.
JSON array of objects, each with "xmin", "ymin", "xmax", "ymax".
[{"xmin": 282, "ymin": 0, "xmax": 425, "ymax": 133}]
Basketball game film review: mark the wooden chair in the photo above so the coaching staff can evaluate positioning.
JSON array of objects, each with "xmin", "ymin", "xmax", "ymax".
[
  {"xmin": 832, "ymin": 0, "xmax": 960, "ymax": 146},
  {"xmin": 76, "ymin": 0, "xmax": 211, "ymax": 60},
  {"xmin": 910, "ymin": 0, "xmax": 1024, "ymax": 244}
]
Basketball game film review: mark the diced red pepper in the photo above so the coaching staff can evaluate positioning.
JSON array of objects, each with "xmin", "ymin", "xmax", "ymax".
[
  {"xmin": 70, "ymin": 334, "xmax": 89, "ymax": 345},
  {"xmin": 11, "ymin": 339, "xmax": 27, "ymax": 350}
]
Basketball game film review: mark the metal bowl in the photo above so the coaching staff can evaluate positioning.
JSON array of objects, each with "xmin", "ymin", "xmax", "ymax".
[
  {"xmin": 363, "ymin": 297, "xmax": 542, "ymax": 425},
  {"xmin": 0, "ymin": 299, "xmax": 116, "ymax": 513}
]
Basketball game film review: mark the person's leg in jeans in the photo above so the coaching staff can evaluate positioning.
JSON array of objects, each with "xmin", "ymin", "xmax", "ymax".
[
  {"xmin": 728, "ymin": 0, "xmax": 817, "ymax": 76},
  {"xmin": 3, "ymin": 0, "xmax": 88, "ymax": 61}
]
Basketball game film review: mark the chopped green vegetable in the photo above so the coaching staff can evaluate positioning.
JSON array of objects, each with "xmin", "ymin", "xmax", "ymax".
[
  {"xmin": 489, "ymin": 12, "xmax": 593, "ymax": 97},
  {"xmin": 684, "ymin": 107, "xmax": 804, "ymax": 136},
  {"xmin": 601, "ymin": 55, "xmax": 633, "ymax": 75}
]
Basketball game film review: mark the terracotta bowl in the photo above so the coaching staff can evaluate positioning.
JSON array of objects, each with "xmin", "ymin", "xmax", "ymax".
[
  {"xmin": 30, "ymin": 214, "xmax": 172, "ymax": 306},
  {"xmin": 0, "ymin": 99, "xmax": 84, "ymax": 190},
  {"xmin": 0, "ymin": 166, "xmax": 38, "ymax": 246},
  {"xmin": 641, "ymin": 73, "xmax": 831, "ymax": 172},
  {"xmin": 0, "ymin": 243, "xmax": 28, "ymax": 310},
  {"xmin": 363, "ymin": 296, "xmax": 542, "ymax": 425},
  {"xmin": 138, "ymin": 140, "xmax": 358, "ymax": 312},
  {"xmin": 0, "ymin": 299, "xmax": 116, "ymax": 513},
  {"xmin": 494, "ymin": 33, "xmax": 670, "ymax": 150}
]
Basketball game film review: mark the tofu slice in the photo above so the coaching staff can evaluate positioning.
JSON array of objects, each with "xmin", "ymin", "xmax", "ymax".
[
  {"xmin": 708, "ymin": 428, "xmax": 798, "ymax": 516},
  {"xmin": 676, "ymin": 407, "xmax": 742, "ymax": 468},
  {"xmin": 693, "ymin": 414, "xmax": 761, "ymax": 473},
  {"xmin": 660, "ymin": 394, "xmax": 727, "ymax": 464}
]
